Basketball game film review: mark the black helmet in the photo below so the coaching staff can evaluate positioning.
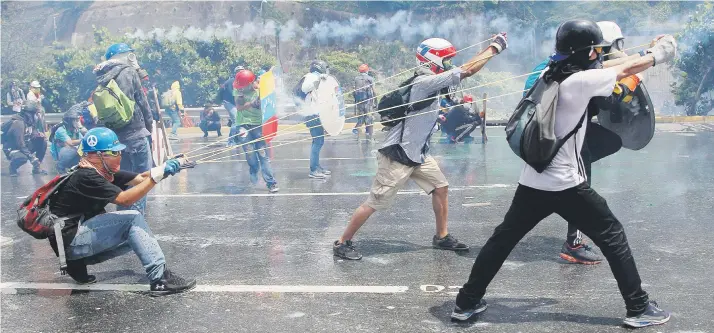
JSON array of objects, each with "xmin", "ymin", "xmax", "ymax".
[
  {"xmin": 63, "ymin": 109, "xmax": 81, "ymax": 125},
  {"xmin": 309, "ymin": 60, "xmax": 329, "ymax": 74},
  {"xmin": 555, "ymin": 20, "xmax": 609, "ymax": 56}
]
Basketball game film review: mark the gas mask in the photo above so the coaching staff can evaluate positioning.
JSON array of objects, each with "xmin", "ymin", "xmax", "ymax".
[
  {"xmin": 112, "ymin": 52, "xmax": 140, "ymax": 69},
  {"xmin": 127, "ymin": 52, "xmax": 140, "ymax": 69}
]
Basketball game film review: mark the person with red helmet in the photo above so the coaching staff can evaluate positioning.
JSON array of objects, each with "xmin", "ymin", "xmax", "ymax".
[
  {"xmin": 333, "ymin": 33, "xmax": 508, "ymax": 260},
  {"xmin": 230, "ymin": 69, "xmax": 279, "ymax": 193},
  {"xmin": 352, "ymin": 64, "xmax": 377, "ymax": 140}
]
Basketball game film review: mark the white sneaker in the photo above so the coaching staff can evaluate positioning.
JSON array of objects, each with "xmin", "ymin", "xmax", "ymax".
[{"xmin": 309, "ymin": 171, "xmax": 326, "ymax": 179}]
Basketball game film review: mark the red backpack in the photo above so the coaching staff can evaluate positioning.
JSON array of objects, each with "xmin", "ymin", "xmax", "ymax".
[
  {"xmin": 17, "ymin": 171, "xmax": 75, "ymax": 239},
  {"xmin": 17, "ymin": 169, "xmax": 79, "ymax": 274}
]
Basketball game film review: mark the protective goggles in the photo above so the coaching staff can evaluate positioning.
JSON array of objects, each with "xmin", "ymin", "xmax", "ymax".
[
  {"xmin": 442, "ymin": 57, "xmax": 454, "ymax": 70},
  {"xmin": 100, "ymin": 151, "xmax": 122, "ymax": 157},
  {"xmin": 613, "ymin": 39, "xmax": 625, "ymax": 51}
]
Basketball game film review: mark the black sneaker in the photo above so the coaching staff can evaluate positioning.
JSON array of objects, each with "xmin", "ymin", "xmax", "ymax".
[
  {"xmin": 149, "ymin": 269, "xmax": 197, "ymax": 297},
  {"xmin": 268, "ymin": 183, "xmax": 279, "ymax": 193},
  {"xmin": 451, "ymin": 300, "xmax": 488, "ymax": 322},
  {"xmin": 333, "ymin": 240, "xmax": 362, "ymax": 260},
  {"xmin": 433, "ymin": 234, "xmax": 469, "ymax": 251},
  {"xmin": 559, "ymin": 242, "xmax": 602, "ymax": 265},
  {"xmin": 66, "ymin": 260, "xmax": 97, "ymax": 285},
  {"xmin": 623, "ymin": 301, "xmax": 670, "ymax": 328}
]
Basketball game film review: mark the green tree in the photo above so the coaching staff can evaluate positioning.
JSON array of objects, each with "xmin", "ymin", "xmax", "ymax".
[{"xmin": 673, "ymin": 2, "xmax": 714, "ymax": 115}]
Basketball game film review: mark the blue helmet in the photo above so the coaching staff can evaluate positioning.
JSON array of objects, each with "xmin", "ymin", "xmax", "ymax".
[
  {"xmin": 81, "ymin": 127, "xmax": 126, "ymax": 153},
  {"xmin": 105, "ymin": 43, "xmax": 134, "ymax": 60}
]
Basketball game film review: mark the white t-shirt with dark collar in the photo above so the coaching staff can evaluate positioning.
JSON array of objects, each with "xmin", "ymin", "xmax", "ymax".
[{"xmin": 518, "ymin": 68, "xmax": 617, "ymax": 191}]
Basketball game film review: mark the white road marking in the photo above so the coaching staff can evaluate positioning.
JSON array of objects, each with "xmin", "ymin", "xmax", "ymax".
[
  {"xmin": 462, "ymin": 202, "xmax": 492, "ymax": 207},
  {"xmin": 0, "ymin": 282, "xmax": 408, "ymax": 294}
]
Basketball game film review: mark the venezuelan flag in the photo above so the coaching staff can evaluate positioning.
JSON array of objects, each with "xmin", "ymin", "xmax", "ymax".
[{"xmin": 260, "ymin": 68, "xmax": 278, "ymax": 143}]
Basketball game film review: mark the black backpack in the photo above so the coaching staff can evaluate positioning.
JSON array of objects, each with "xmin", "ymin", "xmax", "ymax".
[
  {"xmin": 505, "ymin": 77, "xmax": 585, "ymax": 173},
  {"xmin": 377, "ymin": 74, "xmax": 439, "ymax": 128}
]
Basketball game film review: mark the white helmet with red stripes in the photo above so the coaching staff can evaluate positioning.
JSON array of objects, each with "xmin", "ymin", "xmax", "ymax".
[{"xmin": 416, "ymin": 38, "xmax": 457, "ymax": 74}]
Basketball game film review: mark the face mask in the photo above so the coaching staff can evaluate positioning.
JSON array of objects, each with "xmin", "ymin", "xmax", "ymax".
[{"xmin": 588, "ymin": 52, "xmax": 604, "ymax": 69}]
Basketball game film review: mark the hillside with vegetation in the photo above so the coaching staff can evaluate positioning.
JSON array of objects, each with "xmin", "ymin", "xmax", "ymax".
[{"xmin": 1, "ymin": 1, "xmax": 710, "ymax": 116}]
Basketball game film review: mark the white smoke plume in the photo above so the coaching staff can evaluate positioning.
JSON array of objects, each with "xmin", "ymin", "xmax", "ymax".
[{"xmin": 125, "ymin": 11, "xmax": 539, "ymax": 57}]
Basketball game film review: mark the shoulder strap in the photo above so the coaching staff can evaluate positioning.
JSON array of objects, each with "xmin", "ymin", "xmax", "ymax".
[{"xmin": 561, "ymin": 110, "xmax": 588, "ymax": 143}]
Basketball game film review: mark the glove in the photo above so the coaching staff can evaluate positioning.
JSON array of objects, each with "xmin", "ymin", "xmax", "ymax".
[
  {"xmin": 150, "ymin": 159, "xmax": 181, "ymax": 183},
  {"xmin": 489, "ymin": 32, "xmax": 508, "ymax": 54},
  {"xmin": 646, "ymin": 35, "xmax": 677, "ymax": 66}
]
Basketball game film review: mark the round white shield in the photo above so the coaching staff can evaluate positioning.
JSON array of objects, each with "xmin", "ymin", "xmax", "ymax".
[{"xmin": 314, "ymin": 75, "xmax": 346, "ymax": 136}]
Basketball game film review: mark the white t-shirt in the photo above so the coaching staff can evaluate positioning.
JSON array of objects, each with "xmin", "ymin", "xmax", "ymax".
[
  {"xmin": 298, "ymin": 73, "xmax": 321, "ymax": 117},
  {"xmin": 518, "ymin": 68, "xmax": 617, "ymax": 191}
]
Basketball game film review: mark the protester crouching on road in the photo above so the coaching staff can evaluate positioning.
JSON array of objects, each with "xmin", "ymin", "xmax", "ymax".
[
  {"xmin": 200, "ymin": 105, "xmax": 222, "ymax": 138},
  {"xmin": 49, "ymin": 107, "xmax": 86, "ymax": 174},
  {"xmin": 46, "ymin": 127, "xmax": 196, "ymax": 295},
  {"xmin": 1, "ymin": 101, "xmax": 48, "ymax": 176}
]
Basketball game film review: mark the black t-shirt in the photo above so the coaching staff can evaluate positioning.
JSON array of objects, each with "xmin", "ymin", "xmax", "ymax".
[{"xmin": 49, "ymin": 168, "xmax": 138, "ymax": 250}]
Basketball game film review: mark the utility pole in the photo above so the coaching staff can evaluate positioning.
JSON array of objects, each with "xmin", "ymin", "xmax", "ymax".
[{"xmin": 53, "ymin": 14, "xmax": 58, "ymax": 42}]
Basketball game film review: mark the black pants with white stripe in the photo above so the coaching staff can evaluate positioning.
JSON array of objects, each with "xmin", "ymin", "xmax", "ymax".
[
  {"xmin": 565, "ymin": 122, "xmax": 622, "ymax": 246},
  {"xmin": 457, "ymin": 182, "xmax": 649, "ymax": 316}
]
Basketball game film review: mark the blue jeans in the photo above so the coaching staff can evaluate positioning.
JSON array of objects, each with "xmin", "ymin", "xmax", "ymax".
[
  {"xmin": 166, "ymin": 108, "xmax": 180, "ymax": 135},
  {"xmin": 119, "ymin": 137, "xmax": 152, "ymax": 214},
  {"xmin": 222, "ymin": 101, "xmax": 238, "ymax": 125},
  {"xmin": 305, "ymin": 115, "xmax": 324, "ymax": 173},
  {"xmin": 56, "ymin": 146, "xmax": 80, "ymax": 173},
  {"xmin": 67, "ymin": 210, "xmax": 166, "ymax": 282},
  {"xmin": 236, "ymin": 124, "xmax": 277, "ymax": 186}
]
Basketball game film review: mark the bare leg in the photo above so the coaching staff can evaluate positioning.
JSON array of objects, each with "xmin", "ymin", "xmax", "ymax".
[
  {"xmin": 432, "ymin": 186, "xmax": 449, "ymax": 238},
  {"xmin": 339, "ymin": 204, "xmax": 376, "ymax": 243}
]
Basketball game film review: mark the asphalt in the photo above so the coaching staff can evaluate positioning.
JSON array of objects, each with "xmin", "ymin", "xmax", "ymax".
[{"xmin": 1, "ymin": 126, "xmax": 713, "ymax": 333}]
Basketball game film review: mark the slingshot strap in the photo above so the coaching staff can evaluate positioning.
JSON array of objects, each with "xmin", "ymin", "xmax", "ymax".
[{"xmin": 54, "ymin": 221, "xmax": 67, "ymax": 275}]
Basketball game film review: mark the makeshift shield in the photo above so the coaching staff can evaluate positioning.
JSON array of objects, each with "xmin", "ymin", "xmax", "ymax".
[
  {"xmin": 150, "ymin": 87, "xmax": 174, "ymax": 166},
  {"xmin": 596, "ymin": 82, "xmax": 656, "ymax": 150},
  {"xmin": 315, "ymin": 75, "xmax": 346, "ymax": 136},
  {"xmin": 260, "ymin": 68, "xmax": 278, "ymax": 143}
]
